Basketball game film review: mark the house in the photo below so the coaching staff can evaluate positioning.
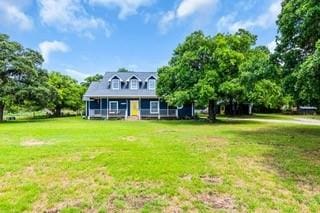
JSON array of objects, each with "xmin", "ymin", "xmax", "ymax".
[{"xmin": 83, "ymin": 71, "xmax": 194, "ymax": 119}]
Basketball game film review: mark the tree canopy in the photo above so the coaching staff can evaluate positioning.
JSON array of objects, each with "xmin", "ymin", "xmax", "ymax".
[
  {"xmin": 275, "ymin": 0, "xmax": 320, "ymax": 100},
  {"xmin": 0, "ymin": 34, "xmax": 49, "ymax": 121},
  {"xmin": 81, "ymin": 74, "xmax": 103, "ymax": 88},
  {"xmin": 157, "ymin": 30, "xmax": 280, "ymax": 120},
  {"xmin": 47, "ymin": 72, "xmax": 83, "ymax": 116}
]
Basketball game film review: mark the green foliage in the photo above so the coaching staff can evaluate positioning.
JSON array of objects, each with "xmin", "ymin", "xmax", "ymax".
[
  {"xmin": 275, "ymin": 0, "xmax": 320, "ymax": 98},
  {"xmin": 157, "ymin": 29, "xmax": 270, "ymax": 119},
  {"xmin": 117, "ymin": 67, "xmax": 129, "ymax": 72},
  {"xmin": 294, "ymin": 40, "xmax": 320, "ymax": 107},
  {"xmin": 240, "ymin": 47, "xmax": 283, "ymax": 108},
  {"xmin": 47, "ymin": 72, "xmax": 83, "ymax": 116},
  {"xmin": 80, "ymin": 74, "xmax": 103, "ymax": 88},
  {"xmin": 0, "ymin": 118, "xmax": 319, "ymax": 211},
  {"xmin": 0, "ymin": 33, "xmax": 49, "ymax": 121}
]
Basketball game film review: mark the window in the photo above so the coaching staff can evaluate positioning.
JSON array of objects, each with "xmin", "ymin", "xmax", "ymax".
[
  {"xmin": 148, "ymin": 79, "xmax": 156, "ymax": 90},
  {"xmin": 130, "ymin": 79, "xmax": 138, "ymax": 90},
  {"xmin": 109, "ymin": 101, "xmax": 118, "ymax": 113},
  {"xmin": 111, "ymin": 79, "xmax": 120, "ymax": 90},
  {"xmin": 150, "ymin": 101, "xmax": 159, "ymax": 114}
]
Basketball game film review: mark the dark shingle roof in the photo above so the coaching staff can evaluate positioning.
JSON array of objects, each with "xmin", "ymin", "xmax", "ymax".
[{"xmin": 83, "ymin": 72, "xmax": 158, "ymax": 99}]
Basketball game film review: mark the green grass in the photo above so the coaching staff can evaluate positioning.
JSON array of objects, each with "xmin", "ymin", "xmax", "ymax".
[{"xmin": 0, "ymin": 117, "xmax": 319, "ymax": 212}]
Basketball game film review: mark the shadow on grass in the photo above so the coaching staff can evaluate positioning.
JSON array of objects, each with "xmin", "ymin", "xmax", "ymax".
[
  {"xmin": 235, "ymin": 125, "xmax": 320, "ymax": 186},
  {"xmin": 147, "ymin": 118, "xmax": 263, "ymax": 126}
]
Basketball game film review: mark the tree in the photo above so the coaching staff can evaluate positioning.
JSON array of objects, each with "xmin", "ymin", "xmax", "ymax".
[
  {"xmin": 157, "ymin": 30, "xmax": 258, "ymax": 121},
  {"xmin": 294, "ymin": 40, "xmax": 320, "ymax": 108},
  {"xmin": 0, "ymin": 34, "xmax": 47, "ymax": 121},
  {"xmin": 275, "ymin": 0, "xmax": 320, "ymax": 99},
  {"xmin": 157, "ymin": 31, "xmax": 219, "ymax": 120},
  {"xmin": 47, "ymin": 72, "xmax": 83, "ymax": 116},
  {"xmin": 81, "ymin": 74, "xmax": 103, "ymax": 88},
  {"xmin": 240, "ymin": 47, "xmax": 283, "ymax": 109},
  {"xmin": 117, "ymin": 67, "xmax": 129, "ymax": 72}
]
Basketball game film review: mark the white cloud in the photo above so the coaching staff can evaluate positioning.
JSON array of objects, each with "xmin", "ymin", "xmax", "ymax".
[
  {"xmin": 158, "ymin": 11, "xmax": 176, "ymax": 34},
  {"xmin": 65, "ymin": 69, "xmax": 89, "ymax": 82},
  {"xmin": 267, "ymin": 40, "xmax": 277, "ymax": 52},
  {"xmin": 0, "ymin": 1, "xmax": 33, "ymax": 30},
  {"xmin": 38, "ymin": 0, "xmax": 110, "ymax": 38},
  {"xmin": 176, "ymin": 0, "xmax": 217, "ymax": 19},
  {"xmin": 158, "ymin": 0, "xmax": 218, "ymax": 33},
  {"xmin": 89, "ymin": 0, "xmax": 154, "ymax": 19},
  {"xmin": 39, "ymin": 41, "xmax": 69, "ymax": 63},
  {"xmin": 217, "ymin": 0, "xmax": 282, "ymax": 33}
]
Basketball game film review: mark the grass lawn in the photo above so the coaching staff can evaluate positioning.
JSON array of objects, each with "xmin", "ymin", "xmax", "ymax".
[{"xmin": 0, "ymin": 118, "xmax": 319, "ymax": 212}]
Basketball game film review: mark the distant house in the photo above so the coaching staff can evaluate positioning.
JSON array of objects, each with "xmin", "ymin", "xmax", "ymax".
[{"xmin": 83, "ymin": 72, "xmax": 194, "ymax": 119}]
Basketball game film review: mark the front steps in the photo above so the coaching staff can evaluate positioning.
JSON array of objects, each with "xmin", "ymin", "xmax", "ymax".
[{"xmin": 127, "ymin": 116, "xmax": 139, "ymax": 121}]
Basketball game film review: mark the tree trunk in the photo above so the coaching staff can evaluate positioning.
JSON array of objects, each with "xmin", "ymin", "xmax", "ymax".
[
  {"xmin": 208, "ymin": 100, "xmax": 216, "ymax": 122},
  {"xmin": 54, "ymin": 107, "xmax": 62, "ymax": 117},
  {"xmin": 0, "ymin": 103, "xmax": 4, "ymax": 122}
]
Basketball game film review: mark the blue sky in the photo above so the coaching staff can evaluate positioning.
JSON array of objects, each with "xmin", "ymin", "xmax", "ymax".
[{"xmin": 0, "ymin": 0, "xmax": 281, "ymax": 82}]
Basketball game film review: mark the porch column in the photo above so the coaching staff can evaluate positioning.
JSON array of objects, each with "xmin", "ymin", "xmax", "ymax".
[
  {"xmin": 88, "ymin": 100, "xmax": 91, "ymax": 119},
  {"xmin": 192, "ymin": 103, "xmax": 194, "ymax": 117},
  {"xmin": 176, "ymin": 107, "xmax": 178, "ymax": 118},
  {"xmin": 139, "ymin": 97, "xmax": 141, "ymax": 120},
  {"xmin": 100, "ymin": 97, "xmax": 102, "ymax": 116},
  {"xmin": 158, "ymin": 98, "xmax": 160, "ymax": 119},
  {"xmin": 106, "ymin": 97, "xmax": 109, "ymax": 120},
  {"xmin": 85, "ymin": 100, "xmax": 88, "ymax": 117}
]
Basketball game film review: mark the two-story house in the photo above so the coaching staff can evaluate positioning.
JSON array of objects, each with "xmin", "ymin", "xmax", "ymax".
[{"xmin": 83, "ymin": 71, "xmax": 194, "ymax": 119}]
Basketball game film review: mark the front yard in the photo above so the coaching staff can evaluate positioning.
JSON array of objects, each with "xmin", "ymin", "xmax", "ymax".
[{"xmin": 0, "ymin": 117, "xmax": 319, "ymax": 212}]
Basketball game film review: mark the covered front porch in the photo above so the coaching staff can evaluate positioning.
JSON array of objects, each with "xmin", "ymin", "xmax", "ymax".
[{"xmin": 84, "ymin": 97, "xmax": 183, "ymax": 120}]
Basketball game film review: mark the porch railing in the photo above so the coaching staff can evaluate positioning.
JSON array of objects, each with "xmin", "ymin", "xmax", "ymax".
[
  {"xmin": 140, "ymin": 109, "xmax": 178, "ymax": 118},
  {"xmin": 89, "ymin": 108, "xmax": 178, "ymax": 119},
  {"xmin": 89, "ymin": 109, "xmax": 127, "ymax": 119}
]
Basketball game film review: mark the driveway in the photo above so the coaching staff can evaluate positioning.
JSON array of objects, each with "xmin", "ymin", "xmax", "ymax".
[{"xmin": 221, "ymin": 117, "xmax": 320, "ymax": 126}]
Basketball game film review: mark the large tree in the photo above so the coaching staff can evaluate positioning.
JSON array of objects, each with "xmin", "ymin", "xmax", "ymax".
[
  {"xmin": 47, "ymin": 72, "xmax": 83, "ymax": 116},
  {"xmin": 240, "ymin": 47, "xmax": 283, "ymax": 109},
  {"xmin": 80, "ymin": 74, "xmax": 103, "ymax": 88},
  {"xmin": 294, "ymin": 41, "xmax": 320, "ymax": 108},
  {"xmin": 157, "ymin": 30, "xmax": 258, "ymax": 121},
  {"xmin": 157, "ymin": 31, "xmax": 218, "ymax": 120},
  {"xmin": 0, "ymin": 34, "xmax": 48, "ymax": 121},
  {"xmin": 275, "ymin": 0, "xmax": 320, "ymax": 100}
]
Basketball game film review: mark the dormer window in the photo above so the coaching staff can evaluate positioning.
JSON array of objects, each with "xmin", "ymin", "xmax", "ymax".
[
  {"xmin": 111, "ymin": 79, "xmax": 120, "ymax": 90},
  {"xmin": 130, "ymin": 79, "xmax": 138, "ymax": 90},
  {"xmin": 148, "ymin": 79, "xmax": 156, "ymax": 90}
]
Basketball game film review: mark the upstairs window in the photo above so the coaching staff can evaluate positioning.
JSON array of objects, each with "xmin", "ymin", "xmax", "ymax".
[
  {"xmin": 148, "ymin": 79, "xmax": 156, "ymax": 90},
  {"xmin": 130, "ymin": 79, "xmax": 138, "ymax": 90},
  {"xmin": 111, "ymin": 79, "xmax": 120, "ymax": 90}
]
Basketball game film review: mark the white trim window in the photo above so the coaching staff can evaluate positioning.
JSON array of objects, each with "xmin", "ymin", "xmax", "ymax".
[
  {"xmin": 130, "ymin": 79, "xmax": 138, "ymax": 90},
  {"xmin": 148, "ymin": 79, "xmax": 156, "ymax": 90},
  {"xmin": 111, "ymin": 79, "xmax": 120, "ymax": 90},
  {"xmin": 150, "ymin": 101, "xmax": 159, "ymax": 114},
  {"xmin": 109, "ymin": 101, "xmax": 118, "ymax": 113}
]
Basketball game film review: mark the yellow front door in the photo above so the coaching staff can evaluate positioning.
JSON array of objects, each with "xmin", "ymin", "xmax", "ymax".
[{"xmin": 130, "ymin": 100, "xmax": 139, "ymax": 116}]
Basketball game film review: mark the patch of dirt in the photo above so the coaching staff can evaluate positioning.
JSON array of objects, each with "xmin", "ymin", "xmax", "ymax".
[
  {"xmin": 297, "ymin": 180, "xmax": 320, "ymax": 196},
  {"xmin": 180, "ymin": 174, "xmax": 193, "ymax": 181},
  {"xmin": 198, "ymin": 192, "xmax": 235, "ymax": 210},
  {"xmin": 107, "ymin": 194, "xmax": 153, "ymax": 211},
  {"xmin": 44, "ymin": 200, "xmax": 82, "ymax": 213},
  {"xmin": 21, "ymin": 139, "xmax": 47, "ymax": 147},
  {"xmin": 121, "ymin": 136, "xmax": 137, "ymax": 142},
  {"xmin": 164, "ymin": 195, "xmax": 196, "ymax": 213},
  {"xmin": 200, "ymin": 175, "xmax": 223, "ymax": 185}
]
